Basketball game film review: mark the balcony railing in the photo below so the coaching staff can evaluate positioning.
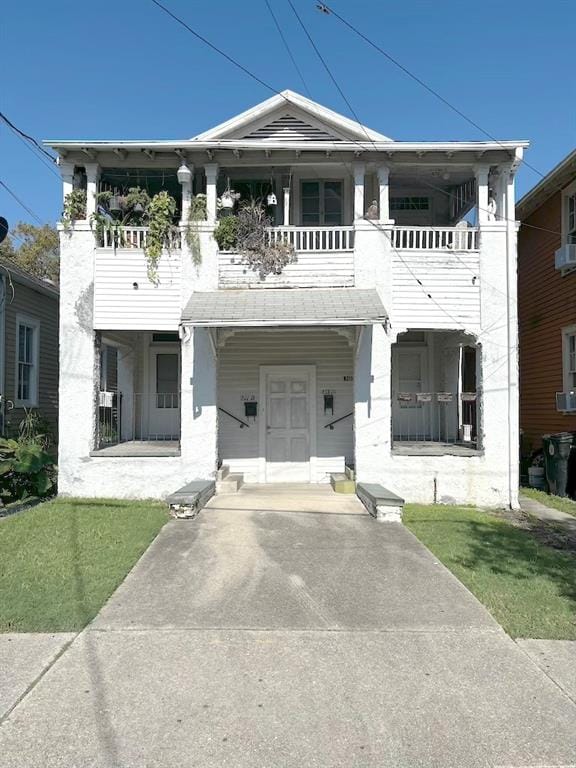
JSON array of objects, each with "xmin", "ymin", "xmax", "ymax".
[
  {"xmin": 100, "ymin": 226, "xmax": 181, "ymax": 250},
  {"xmin": 265, "ymin": 226, "xmax": 355, "ymax": 252},
  {"xmin": 393, "ymin": 392, "xmax": 478, "ymax": 444},
  {"xmin": 391, "ymin": 226, "xmax": 479, "ymax": 251},
  {"xmin": 98, "ymin": 391, "xmax": 180, "ymax": 448}
]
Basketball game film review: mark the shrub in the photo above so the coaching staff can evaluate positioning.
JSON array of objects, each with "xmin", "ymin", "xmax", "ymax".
[
  {"xmin": 214, "ymin": 215, "xmax": 240, "ymax": 251},
  {"xmin": 0, "ymin": 438, "xmax": 56, "ymax": 503}
]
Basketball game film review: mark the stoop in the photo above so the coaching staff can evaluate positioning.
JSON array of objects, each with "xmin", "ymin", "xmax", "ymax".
[{"xmin": 356, "ymin": 482, "xmax": 405, "ymax": 522}]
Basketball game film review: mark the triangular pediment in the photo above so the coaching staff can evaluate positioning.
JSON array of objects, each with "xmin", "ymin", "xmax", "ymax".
[{"xmin": 191, "ymin": 90, "xmax": 392, "ymax": 143}]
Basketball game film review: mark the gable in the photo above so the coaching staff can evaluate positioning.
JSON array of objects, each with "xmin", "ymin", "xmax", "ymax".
[{"xmin": 242, "ymin": 112, "xmax": 344, "ymax": 142}]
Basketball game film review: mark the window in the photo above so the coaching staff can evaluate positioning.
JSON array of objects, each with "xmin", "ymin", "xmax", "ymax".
[
  {"xmin": 301, "ymin": 180, "xmax": 343, "ymax": 225},
  {"xmin": 16, "ymin": 316, "xmax": 39, "ymax": 407},
  {"xmin": 567, "ymin": 192, "xmax": 576, "ymax": 245},
  {"xmin": 390, "ymin": 197, "xmax": 430, "ymax": 211},
  {"xmin": 562, "ymin": 327, "xmax": 576, "ymax": 392}
]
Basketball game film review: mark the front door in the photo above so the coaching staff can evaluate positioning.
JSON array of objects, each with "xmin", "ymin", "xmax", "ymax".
[
  {"xmin": 392, "ymin": 348, "xmax": 429, "ymax": 440},
  {"xmin": 147, "ymin": 347, "xmax": 180, "ymax": 439},
  {"xmin": 261, "ymin": 366, "xmax": 315, "ymax": 482}
]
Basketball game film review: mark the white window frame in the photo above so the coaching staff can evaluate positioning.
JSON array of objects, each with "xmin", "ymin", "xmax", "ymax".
[
  {"xmin": 15, "ymin": 314, "xmax": 40, "ymax": 408},
  {"xmin": 561, "ymin": 324, "xmax": 576, "ymax": 394},
  {"xmin": 561, "ymin": 180, "xmax": 576, "ymax": 246}
]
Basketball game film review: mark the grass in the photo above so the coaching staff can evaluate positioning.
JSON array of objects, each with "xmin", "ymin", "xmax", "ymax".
[
  {"xmin": 0, "ymin": 498, "xmax": 168, "ymax": 632},
  {"xmin": 520, "ymin": 487, "xmax": 576, "ymax": 517},
  {"xmin": 404, "ymin": 504, "xmax": 576, "ymax": 640}
]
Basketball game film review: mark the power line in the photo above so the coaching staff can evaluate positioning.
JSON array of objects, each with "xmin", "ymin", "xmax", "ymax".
[
  {"xmin": 1, "ymin": 119, "xmax": 62, "ymax": 180},
  {"xmin": 0, "ymin": 180, "xmax": 45, "ymax": 225},
  {"xmin": 264, "ymin": 0, "xmax": 312, "ymax": 98},
  {"xmin": 314, "ymin": 2, "xmax": 544, "ymax": 179},
  {"xmin": 0, "ymin": 112, "xmax": 57, "ymax": 163}
]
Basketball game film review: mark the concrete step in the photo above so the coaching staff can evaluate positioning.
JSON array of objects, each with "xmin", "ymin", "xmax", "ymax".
[
  {"xmin": 356, "ymin": 482, "xmax": 405, "ymax": 522},
  {"xmin": 330, "ymin": 473, "xmax": 356, "ymax": 494},
  {"xmin": 345, "ymin": 465, "xmax": 355, "ymax": 481},
  {"xmin": 165, "ymin": 480, "xmax": 215, "ymax": 519},
  {"xmin": 216, "ymin": 473, "xmax": 244, "ymax": 493},
  {"xmin": 215, "ymin": 465, "xmax": 230, "ymax": 481}
]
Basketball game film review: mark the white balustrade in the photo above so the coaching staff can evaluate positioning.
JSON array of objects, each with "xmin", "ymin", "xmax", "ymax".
[
  {"xmin": 391, "ymin": 226, "xmax": 479, "ymax": 251},
  {"xmin": 265, "ymin": 226, "xmax": 355, "ymax": 252},
  {"xmin": 101, "ymin": 226, "xmax": 181, "ymax": 250}
]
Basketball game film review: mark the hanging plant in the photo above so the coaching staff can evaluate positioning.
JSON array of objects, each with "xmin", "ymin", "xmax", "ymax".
[
  {"xmin": 185, "ymin": 193, "xmax": 207, "ymax": 267},
  {"xmin": 62, "ymin": 189, "xmax": 87, "ymax": 231},
  {"xmin": 144, "ymin": 191, "xmax": 177, "ymax": 284}
]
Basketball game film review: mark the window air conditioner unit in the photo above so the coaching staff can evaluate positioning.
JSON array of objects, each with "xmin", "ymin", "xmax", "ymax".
[
  {"xmin": 554, "ymin": 244, "xmax": 576, "ymax": 273},
  {"xmin": 556, "ymin": 391, "xmax": 576, "ymax": 412}
]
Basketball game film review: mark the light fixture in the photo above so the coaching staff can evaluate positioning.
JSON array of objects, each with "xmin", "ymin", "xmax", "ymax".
[
  {"xmin": 267, "ymin": 192, "xmax": 278, "ymax": 206},
  {"xmin": 177, "ymin": 163, "xmax": 192, "ymax": 184}
]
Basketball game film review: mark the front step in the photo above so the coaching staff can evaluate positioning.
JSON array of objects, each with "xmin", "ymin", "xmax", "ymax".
[
  {"xmin": 166, "ymin": 480, "xmax": 215, "ymax": 519},
  {"xmin": 216, "ymin": 473, "xmax": 244, "ymax": 493},
  {"xmin": 356, "ymin": 482, "xmax": 405, "ymax": 522},
  {"xmin": 330, "ymin": 472, "xmax": 356, "ymax": 494}
]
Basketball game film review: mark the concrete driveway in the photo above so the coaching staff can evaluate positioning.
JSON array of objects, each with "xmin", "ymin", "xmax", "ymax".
[{"xmin": 1, "ymin": 485, "xmax": 575, "ymax": 767}]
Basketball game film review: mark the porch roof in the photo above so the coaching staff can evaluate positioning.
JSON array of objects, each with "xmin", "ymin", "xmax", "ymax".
[{"xmin": 181, "ymin": 289, "xmax": 388, "ymax": 327}]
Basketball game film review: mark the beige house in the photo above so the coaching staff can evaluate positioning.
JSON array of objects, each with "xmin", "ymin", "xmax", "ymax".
[{"xmin": 0, "ymin": 258, "xmax": 59, "ymax": 439}]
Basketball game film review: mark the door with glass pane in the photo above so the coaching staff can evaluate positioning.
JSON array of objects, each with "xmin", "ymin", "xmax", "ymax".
[
  {"xmin": 301, "ymin": 180, "xmax": 343, "ymax": 226},
  {"xmin": 147, "ymin": 346, "xmax": 180, "ymax": 439},
  {"xmin": 263, "ymin": 367, "xmax": 313, "ymax": 482}
]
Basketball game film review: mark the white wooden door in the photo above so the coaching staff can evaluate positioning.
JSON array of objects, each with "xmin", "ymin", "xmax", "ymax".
[
  {"xmin": 147, "ymin": 347, "xmax": 180, "ymax": 439},
  {"xmin": 264, "ymin": 369, "xmax": 313, "ymax": 482},
  {"xmin": 392, "ymin": 349, "xmax": 429, "ymax": 440}
]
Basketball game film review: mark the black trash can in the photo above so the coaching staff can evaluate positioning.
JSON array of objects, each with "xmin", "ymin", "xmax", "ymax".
[{"xmin": 542, "ymin": 432, "xmax": 575, "ymax": 497}]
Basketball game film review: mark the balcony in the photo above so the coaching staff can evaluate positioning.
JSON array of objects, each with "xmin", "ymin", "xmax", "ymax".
[{"xmin": 218, "ymin": 225, "xmax": 355, "ymax": 289}]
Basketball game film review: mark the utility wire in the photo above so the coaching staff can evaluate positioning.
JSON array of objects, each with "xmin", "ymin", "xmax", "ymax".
[
  {"xmin": 0, "ymin": 180, "xmax": 45, "ymax": 225},
  {"xmin": 0, "ymin": 112, "xmax": 57, "ymax": 163},
  {"xmin": 264, "ymin": 0, "xmax": 312, "ymax": 97},
  {"xmin": 1, "ymin": 119, "xmax": 61, "ymax": 180},
  {"xmin": 314, "ymin": 2, "xmax": 543, "ymax": 179}
]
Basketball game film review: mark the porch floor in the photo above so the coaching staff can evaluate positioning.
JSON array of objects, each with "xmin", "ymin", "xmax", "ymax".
[
  {"xmin": 392, "ymin": 441, "xmax": 479, "ymax": 457},
  {"xmin": 90, "ymin": 440, "xmax": 180, "ymax": 457}
]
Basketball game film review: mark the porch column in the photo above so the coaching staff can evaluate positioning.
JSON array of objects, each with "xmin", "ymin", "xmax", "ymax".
[
  {"xmin": 283, "ymin": 185, "xmax": 291, "ymax": 226},
  {"xmin": 204, "ymin": 163, "xmax": 219, "ymax": 225},
  {"xmin": 84, "ymin": 163, "xmax": 100, "ymax": 218},
  {"xmin": 475, "ymin": 164, "xmax": 490, "ymax": 224},
  {"xmin": 59, "ymin": 161, "xmax": 75, "ymax": 206},
  {"xmin": 377, "ymin": 164, "xmax": 391, "ymax": 222},
  {"xmin": 354, "ymin": 323, "xmax": 392, "ymax": 483},
  {"xmin": 353, "ymin": 161, "xmax": 366, "ymax": 220},
  {"xmin": 177, "ymin": 162, "xmax": 194, "ymax": 225},
  {"xmin": 180, "ymin": 326, "xmax": 218, "ymax": 478}
]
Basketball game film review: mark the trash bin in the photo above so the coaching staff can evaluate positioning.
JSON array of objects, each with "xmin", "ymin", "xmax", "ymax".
[{"xmin": 542, "ymin": 432, "xmax": 575, "ymax": 497}]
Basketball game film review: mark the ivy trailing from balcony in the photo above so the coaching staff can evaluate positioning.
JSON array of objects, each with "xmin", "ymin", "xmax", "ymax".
[
  {"xmin": 61, "ymin": 190, "xmax": 87, "ymax": 232},
  {"xmin": 185, "ymin": 193, "xmax": 206, "ymax": 267},
  {"xmin": 144, "ymin": 191, "xmax": 178, "ymax": 284}
]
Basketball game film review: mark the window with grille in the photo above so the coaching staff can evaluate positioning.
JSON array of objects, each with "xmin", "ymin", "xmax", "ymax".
[
  {"xmin": 568, "ymin": 193, "xmax": 576, "ymax": 245},
  {"xmin": 16, "ymin": 316, "xmax": 39, "ymax": 407},
  {"xmin": 390, "ymin": 197, "xmax": 430, "ymax": 211},
  {"xmin": 301, "ymin": 180, "xmax": 343, "ymax": 225},
  {"xmin": 562, "ymin": 327, "xmax": 576, "ymax": 392}
]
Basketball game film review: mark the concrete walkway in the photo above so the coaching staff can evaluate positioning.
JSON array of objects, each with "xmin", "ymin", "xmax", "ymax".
[
  {"xmin": 520, "ymin": 492, "xmax": 576, "ymax": 527},
  {"xmin": 1, "ymin": 485, "xmax": 575, "ymax": 767}
]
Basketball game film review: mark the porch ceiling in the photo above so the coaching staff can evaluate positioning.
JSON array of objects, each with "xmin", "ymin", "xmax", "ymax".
[{"xmin": 181, "ymin": 289, "xmax": 388, "ymax": 327}]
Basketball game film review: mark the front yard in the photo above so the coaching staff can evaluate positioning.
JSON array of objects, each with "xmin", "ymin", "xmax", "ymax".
[
  {"xmin": 0, "ymin": 498, "xmax": 168, "ymax": 632},
  {"xmin": 521, "ymin": 487, "xmax": 576, "ymax": 517},
  {"xmin": 405, "ymin": 505, "xmax": 576, "ymax": 640}
]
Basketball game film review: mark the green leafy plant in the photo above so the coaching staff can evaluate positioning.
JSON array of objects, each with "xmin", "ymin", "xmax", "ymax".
[
  {"xmin": 0, "ymin": 438, "xmax": 56, "ymax": 502},
  {"xmin": 16, "ymin": 408, "xmax": 54, "ymax": 451},
  {"xmin": 144, "ymin": 191, "xmax": 178, "ymax": 284},
  {"xmin": 213, "ymin": 214, "xmax": 240, "ymax": 251},
  {"xmin": 185, "ymin": 194, "xmax": 206, "ymax": 266},
  {"xmin": 62, "ymin": 190, "xmax": 87, "ymax": 231}
]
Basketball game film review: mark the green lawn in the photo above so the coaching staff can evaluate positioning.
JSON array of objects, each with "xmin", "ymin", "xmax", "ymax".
[
  {"xmin": 0, "ymin": 498, "xmax": 168, "ymax": 632},
  {"xmin": 520, "ymin": 487, "xmax": 576, "ymax": 518},
  {"xmin": 405, "ymin": 505, "xmax": 576, "ymax": 640}
]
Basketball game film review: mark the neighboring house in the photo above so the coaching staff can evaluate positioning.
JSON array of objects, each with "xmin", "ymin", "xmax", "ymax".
[
  {"xmin": 47, "ymin": 90, "xmax": 527, "ymax": 506},
  {"xmin": 0, "ymin": 258, "xmax": 59, "ymax": 439},
  {"xmin": 517, "ymin": 150, "xmax": 576, "ymax": 451}
]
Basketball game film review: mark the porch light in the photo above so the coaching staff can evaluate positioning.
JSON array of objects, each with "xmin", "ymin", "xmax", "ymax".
[
  {"xmin": 177, "ymin": 163, "xmax": 192, "ymax": 184},
  {"xmin": 267, "ymin": 192, "xmax": 278, "ymax": 206}
]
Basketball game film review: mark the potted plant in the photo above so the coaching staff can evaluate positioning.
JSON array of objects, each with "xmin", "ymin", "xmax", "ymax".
[{"xmin": 219, "ymin": 189, "xmax": 240, "ymax": 210}]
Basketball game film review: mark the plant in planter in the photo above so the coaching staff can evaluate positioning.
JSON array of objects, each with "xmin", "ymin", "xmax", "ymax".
[
  {"xmin": 186, "ymin": 193, "xmax": 207, "ymax": 266},
  {"xmin": 218, "ymin": 189, "xmax": 241, "ymax": 211},
  {"xmin": 144, "ymin": 190, "xmax": 178, "ymax": 284},
  {"xmin": 213, "ymin": 214, "xmax": 240, "ymax": 251},
  {"xmin": 62, "ymin": 189, "xmax": 87, "ymax": 231},
  {"xmin": 235, "ymin": 200, "xmax": 296, "ymax": 278}
]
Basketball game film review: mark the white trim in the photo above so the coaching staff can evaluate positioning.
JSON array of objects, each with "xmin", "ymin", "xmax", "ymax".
[
  {"xmin": 561, "ymin": 180, "xmax": 576, "ymax": 247},
  {"xmin": 258, "ymin": 365, "xmax": 317, "ymax": 484},
  {"xmin": 561, "ymin": 324, "xmax": 576, "ymax": 393},
  {"xmin": 15, "ymin": 313, "xmax": 40, "ymax": 408}
]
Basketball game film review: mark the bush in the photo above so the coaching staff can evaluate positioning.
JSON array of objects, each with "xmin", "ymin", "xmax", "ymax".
[
  {"xmin": 0, "ymin": 438, "xmax": 56, "ymax": 503},
  {"xmin": 214, "ymin": 215, "xmax": 239, "ymax": 251}
]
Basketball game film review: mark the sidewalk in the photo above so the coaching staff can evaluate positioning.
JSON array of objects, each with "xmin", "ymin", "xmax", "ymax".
[{"xmin": 519, "ymin": 493, "xmax": 576, "ymax": 527}]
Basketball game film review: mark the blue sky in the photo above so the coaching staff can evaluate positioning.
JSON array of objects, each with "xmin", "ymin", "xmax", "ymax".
[{"xmin": 1, "ymin": 0, "xmax": 574, "ymax": 229}]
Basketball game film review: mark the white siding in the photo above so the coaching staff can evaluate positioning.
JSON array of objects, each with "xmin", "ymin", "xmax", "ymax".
[
  {"xmin": 94, "ymin": 249, "xmax": 182, "ymax": 330},
  {"xmin": 218, "ymin": 251, "xmax": 354, "ymax": 288},
  {"xmin": 218, "ymin": 329, "xmax": 354, "ymax": 482},
  {"xmin": 391, "ymin": 250, "xmax": 480, "ymax": 330}
]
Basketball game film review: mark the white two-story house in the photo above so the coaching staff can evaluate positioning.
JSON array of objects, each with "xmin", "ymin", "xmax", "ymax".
[{"xmin": 48, "ymin": 90, "xmax": 527, "ymax": 507}]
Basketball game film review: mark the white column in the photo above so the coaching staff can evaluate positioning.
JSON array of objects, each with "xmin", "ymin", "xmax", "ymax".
[
  {"xmin": 475, "ymin": 165, "xmax": 490, "ymax": 224},
  {"xmin": 283, "ymin": 186, "xmax": 291, "ymax": 226},
  {"xmin": 377, "ymin": 164, "xmax": 391, "ymax": 222},
  {"xmin": 204, "ymin": 163, "xmax": 219, "ymax": 224},
  {"xmin": 178, "ymin": 163, "xmax": 194, "ymax": 225},
  {"xmin": 59, "ymin": 161, "xmax": 75, "ymax": 205},
  {"xmin": 84, "ymin": 163, "xmax": 100, "ymax": 218},
  {"xmin": 353, "ymin": 162, "xmax": 366, "ymax": 220}
]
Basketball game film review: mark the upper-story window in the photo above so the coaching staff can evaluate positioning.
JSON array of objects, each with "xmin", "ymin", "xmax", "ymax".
[
  {"xmin": 562, "ymin": 326, "xmax": 576, "ymax": 392},
  {"xmin": 567, "ymin": 192, "xmax": 576, "ymax": 245},
  {"xmin": 301, "ymin": 181, "xmax": 343, "ymax": 225},
  {"xmin": 390, "ymin": 197, "xmax": 430, "ymax": 211},
  {"xmin": 16, "ymin": 315, "xmax": 39, "ymax": 407}
]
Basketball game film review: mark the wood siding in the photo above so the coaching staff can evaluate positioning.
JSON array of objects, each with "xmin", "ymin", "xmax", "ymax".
[
  {"xmin": 218, "ymin": 250, "xmax": 354, "ymax": 288},
  {"xmin": 93, "ymin": 249, "xmax": 181, "ymax": 330},
  {"xmin": 2, "ymin": 281, "xmax": 59, "ymax": 438},
  {"xmin": 391, "ymin": 250, "xmax": 480, "ymax": 329},
  {"xmin": 518, "ymin": 191, "xmax": 576, "ymax": 448},
  {"xmin": 217, "ymin": 329, "xmax": 354, "ymax": 482}
]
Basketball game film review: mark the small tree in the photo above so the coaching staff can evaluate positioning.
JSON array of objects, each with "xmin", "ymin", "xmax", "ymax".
[{"xmin": 0, "ymin": 222, "xmax": 60, "ymax": 284}]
